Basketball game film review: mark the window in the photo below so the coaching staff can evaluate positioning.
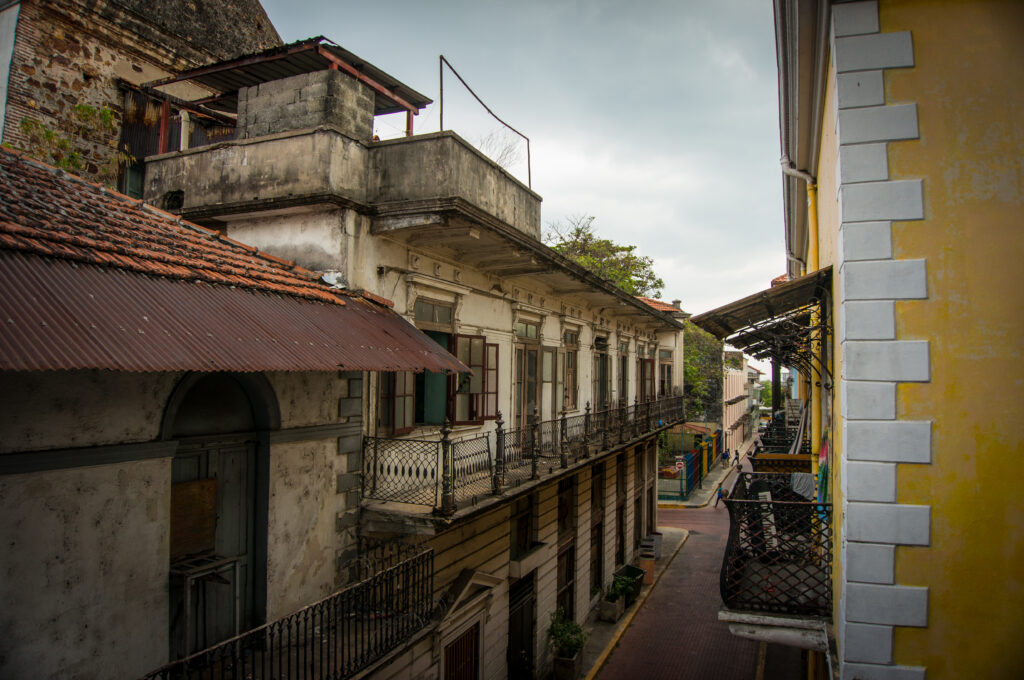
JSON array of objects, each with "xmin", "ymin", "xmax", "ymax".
[
  {"xmin": 563, "ymin": 331, "xmax": 579, "ymax": 410},
  {"xmin": 515, "ymin": 321, "xmax": 539, "ymax": 340},
  {"xmin": 510, "ymin": 495, "xmax": 535, "ymax": 560},
  {"xmin": 452, "ymin": 335, "xmax": 498, "ymax": 424},
  {"xmin": 380, "ymin": 332, "xmax": 496, "ymax": 430},
  {"xmin": 443, "ymin": 622, "xmax": 479, "ymax": 680},
  {"xmin": 556, "ymin": 544, "xmax": 576, "ymax": 621},
  {"xmin": 590, "ymin": 463, "xmax": 605, "ymax": 597},
  {"xmin": 615, "ymin": 454, "xmax": 626, "ymax": 566},
  {"xmin": 593, "ymin": 336, "xmax": 610, "ymax": 409},
  {"xmin": 558, "ymin": 477, "xmax": 576, "ymax": 541},
  {"xmin": 659, "ymin": 349, "xmax": 673, "ymax": 397},
  {"xmin": 638, "ymin": 357, "xmax": 655, "ymax": 402},
  {"xmin": 414, "ymin": 299, "xmax": 453, "ymax": 328},
  {"xmin": 618, "ymin": 343, "xmax": 628, "ymax": 404}
]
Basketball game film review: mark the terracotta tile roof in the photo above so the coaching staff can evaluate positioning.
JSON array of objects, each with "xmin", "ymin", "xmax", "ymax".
[
  {"xmin": 635, "ymin": 296, "xmax": 679, "ymax": 313},
  {"xmin": 771, "ymin": 274, "xmax": 789, "ymax": 286},
  {"xmin": 0, "ymin": 147, "xmax": 466, "ymax": 374},
  {"xmin": 0, "ymin": 146, "xmax": 343, "ymax": 306}
]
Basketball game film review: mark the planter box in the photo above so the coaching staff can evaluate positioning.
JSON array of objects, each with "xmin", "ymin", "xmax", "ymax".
[
  {"xmin": 553, "ymin": 651, "xmax": 582, "ymax": 680},
  {"xmin": 615, "ymin": 564, "xmax": 645, "ymax": 606},
  {"xmin": 598, "ymin": 595, "xmax": 625, "ymax": 623}
]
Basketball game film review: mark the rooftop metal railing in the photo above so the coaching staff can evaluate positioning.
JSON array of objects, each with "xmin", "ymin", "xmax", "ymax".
[
  {"xmin": 720, "ymin": 472, "xmax": 832, "ymax": 617},
  {"xmin": 364, "ymin": 395, "xmax": 684, "ymax": 514}
]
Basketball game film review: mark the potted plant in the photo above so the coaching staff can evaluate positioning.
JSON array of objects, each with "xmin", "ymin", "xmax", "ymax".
[
  {"xmin": 548, "ymin": 608, "xmax": 588, "ymax": 680},
  {"xmin": 598, "ymin": 574, "xmax": 630, "ymax": 622}
]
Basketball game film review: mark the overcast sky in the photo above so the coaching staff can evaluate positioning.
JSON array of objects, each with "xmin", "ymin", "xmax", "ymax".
[{"xmin": 260, "ymin": 0, "xmax": 785, "ymax": 316}]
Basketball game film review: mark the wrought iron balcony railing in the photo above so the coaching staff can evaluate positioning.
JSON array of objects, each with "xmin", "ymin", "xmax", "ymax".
[
  {"xmin": 364, "ymin": 395, "xmax": 684, "ymax": 514},
  {"xmin": 720, "ymin": 472, "xmax": 832, "ymax": 618},
  {"xmin": 141, "ymin": 542, "xmax": 434, "ymax": 680}
]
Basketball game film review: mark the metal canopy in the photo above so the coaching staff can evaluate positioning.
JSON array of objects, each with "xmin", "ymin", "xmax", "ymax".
[
  {"xmin": 689, "ymin": 268, "xmax": 831, "ymax": 340},
  {"xmin": 143, "ymin": 36, "xmax": 432, "ymax": 117},
  {"xmin": 690, "ymin": 268, "xmax": 831, "ymax": 379}
]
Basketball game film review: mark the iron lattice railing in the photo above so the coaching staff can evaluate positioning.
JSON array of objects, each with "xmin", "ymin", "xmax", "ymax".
[
  {"xmin": 721, "ymin": 472, "xmax": 832, "ymax": 617},
  {"xmin": 141, "ymin": 542, "xmax": 434, "ymax": 680},
  {"xmin": 363, "ymin": 395, "xmax": 684, "ymax": 514},
  {"xmin": 363, "ymin": 437, "xmax": 440, "ymax": 506}
]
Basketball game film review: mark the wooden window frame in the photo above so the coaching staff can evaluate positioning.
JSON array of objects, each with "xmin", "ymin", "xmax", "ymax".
[{"xmin": 450, "ymin": 334, "xmax": 498, "ymax": 425}]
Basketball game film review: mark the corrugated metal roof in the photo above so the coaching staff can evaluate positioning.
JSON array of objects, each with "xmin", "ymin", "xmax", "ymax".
[
  {"xmin": 0, "ymin": 147, "xmax": 466, "ymax": 374},
  {"xmin": 143, "ymin": 36, "xmax": 432, "ymax": 116},
  {"xmin": 0, "ymin": 251, "xmax": 465, "ymax": 373}
]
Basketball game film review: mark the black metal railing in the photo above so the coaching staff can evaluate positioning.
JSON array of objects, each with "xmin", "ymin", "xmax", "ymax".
[
  {"xmin": 363, "ymin": 395, "xmax": 684, "ymax": 514},
  {"xmin": 141, "ymin": 543, "xmax": 434, "ymax": 680},
  {"xmin": 720, "ymin": 472, "xmax": 832, "ymax": 617}
]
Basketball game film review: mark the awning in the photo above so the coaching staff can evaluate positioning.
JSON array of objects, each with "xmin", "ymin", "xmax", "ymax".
[
  {"xmin": 689, "ymin": 268, "xmax": 831, "ymax": 340},
  {"xmin": 690, "ymin": 268, "xmax": 831, "ymax": 377},
  {"xmin": 0, "ymin": 251, "xmax": 468, "ymax": 374}
]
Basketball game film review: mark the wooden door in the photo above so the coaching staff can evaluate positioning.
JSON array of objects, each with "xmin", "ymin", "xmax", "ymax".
[{"xmin": 508, "ymin": 576, "xmax": 536, "ymax": 679}]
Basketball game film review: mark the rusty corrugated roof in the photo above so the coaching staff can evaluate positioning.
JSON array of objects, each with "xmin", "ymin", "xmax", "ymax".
[{"xmin": 0, "ymin": 147, "xmax": 466, "ymax": 374}]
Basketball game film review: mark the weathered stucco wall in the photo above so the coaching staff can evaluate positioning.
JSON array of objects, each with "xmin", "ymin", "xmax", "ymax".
[
  {"xmin": 0, "ymin": 370, "xmax": 180, "ymax": 452},
  {"xmin": 144, "ymin": 128, "xmax": 371, "ymax": 212},
  {"xmin": 881, "ymin": 1, "xmax": 1024, "ymax": 676},
  {"xmin": 0, "ymin": 458, "xmax": 170, "ymax": 680},
  {"xmin": 369, "ymin": 132, "xmax": 542, "ymax": 239},
  {"xmin": 264, "ymin": 371, "xmax": 363, "ymax": 618}
]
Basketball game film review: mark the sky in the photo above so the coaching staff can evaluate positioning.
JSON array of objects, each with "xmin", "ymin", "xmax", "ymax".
[{"xmin": 259, "ymin": 0, "xmax": 786, "ymax": 317}]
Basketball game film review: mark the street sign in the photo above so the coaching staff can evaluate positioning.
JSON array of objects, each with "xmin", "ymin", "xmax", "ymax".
[{"xmin": 675, "ymin": 460, "xmax": 684, "ymax": 470}]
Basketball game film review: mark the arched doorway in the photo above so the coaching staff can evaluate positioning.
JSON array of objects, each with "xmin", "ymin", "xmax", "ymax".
[{"xmin": 162, "ymin": 373, "xmax": 277, "ymax": 658}]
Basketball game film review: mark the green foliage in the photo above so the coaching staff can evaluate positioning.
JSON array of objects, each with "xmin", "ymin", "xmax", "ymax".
[
  {"xmin": 760, "ymin": 380, "xmax": 773, "ymax": 407},
  {"xmin": 14, "ymin": 104, "xmax": 133, "ymax": 183},
  {"xmin": 683, "ymin": 320, "xmax": 723, "ymax": 422},
  {"xmin": 548, "ymin": 608, "xmax": 588, "ymax": 657},
  {"xmin": 605, "ymin": 574, "xmax": 632, "ymax": 602},
  {"xmin": 725, "ymin": 355, "xmax": 743, "ymax": 370},
  {"xmin": 545, "ymin": 214, "xmax": 665, "ymax": 298}
]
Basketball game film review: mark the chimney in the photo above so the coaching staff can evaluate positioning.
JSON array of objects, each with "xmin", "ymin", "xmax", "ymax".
[{"xmin": 672, "ymin": 299, "xmax": 681, "ymax": 309}]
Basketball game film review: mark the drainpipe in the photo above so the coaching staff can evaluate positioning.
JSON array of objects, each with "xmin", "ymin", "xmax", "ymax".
[{"xmin": 780, "ymin": 158, "xmax": 821, "ymax": 474}]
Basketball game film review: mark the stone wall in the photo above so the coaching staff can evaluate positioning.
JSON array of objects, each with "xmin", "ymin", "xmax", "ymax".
[{"xmin": 1, "ymin": 0, "xmax": 277, "ymax": 186}]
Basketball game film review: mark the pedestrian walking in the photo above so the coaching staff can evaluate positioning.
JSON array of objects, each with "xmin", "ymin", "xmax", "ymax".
[{"xmin": 714, "ymin": 484, "xmax": 725, "ymax": 507}]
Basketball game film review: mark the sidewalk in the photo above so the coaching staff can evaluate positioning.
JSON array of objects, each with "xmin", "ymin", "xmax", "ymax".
[
  {"xmin": 579, "ymin": 527, "xmax": 690, "ymax": 680},
  {"xmin": 659, "ymin": 438, "xmax": 756, "ymax": 508}
]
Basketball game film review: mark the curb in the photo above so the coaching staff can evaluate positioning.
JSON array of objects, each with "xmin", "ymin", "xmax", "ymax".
[{"xmin": 583, "ymin": 529, "xmax": 691, "ymax": 680}]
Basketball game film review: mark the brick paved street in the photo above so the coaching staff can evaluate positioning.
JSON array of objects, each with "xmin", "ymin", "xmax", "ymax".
[{"xmin": 595, "ymin": 504, "xmax": 802, "ymax": 680}]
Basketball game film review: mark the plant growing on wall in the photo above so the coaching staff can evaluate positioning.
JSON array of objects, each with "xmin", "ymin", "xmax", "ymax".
[{"xmin": 8, "ymin": 104, "xmax": 133, "ymax": 184}]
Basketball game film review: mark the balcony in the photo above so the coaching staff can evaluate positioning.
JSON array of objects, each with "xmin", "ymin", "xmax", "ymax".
[
  {"xmin": 720, "ymin": 472, "xmax": 832, "ymax": 618},
  {"xmin": 141, "ymin": 542, "xmax": 433, "ymax": 680},
  {"xmin": 362, "ymin": 396, "xmax": 684, "ymax": 515}
]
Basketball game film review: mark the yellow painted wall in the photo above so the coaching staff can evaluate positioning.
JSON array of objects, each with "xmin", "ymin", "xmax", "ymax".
[
  {"xmin": 813, "ymin": 54, "xmax": 845, "ymax": 627},
  {"xmin": 881, "ymin": 1, "xmax": 1024, "ymax": 676}
]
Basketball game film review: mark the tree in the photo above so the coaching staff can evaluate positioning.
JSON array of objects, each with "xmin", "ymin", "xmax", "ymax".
[
  {"xmin": 545, "ymin": 214, "xmax": 665, "ymax": 298},
  {"xmin": 760, "ymin": 379, "xmax": 773, "ymax": 408},
  {"xmin": 683, "ymin": 320, "xmax": 723, "ymax": 422}
]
